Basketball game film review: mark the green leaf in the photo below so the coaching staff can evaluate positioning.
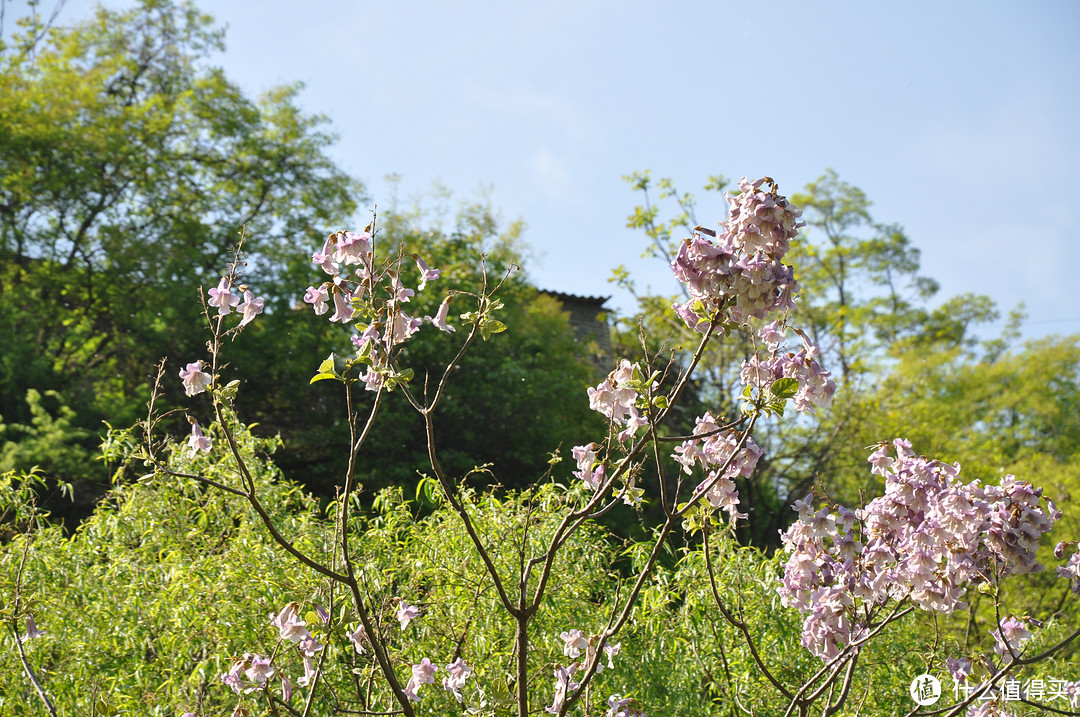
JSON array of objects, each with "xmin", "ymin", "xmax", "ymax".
[
  {"xmin": 770, "ymin": 377, "xmax": 799, "ymax": 399},
  {"xmin": 415, "ymin": 476, "xmax": 441, "ymax": 506},
  {"xmin": 355, "ymin": 340, "xmax": 372, "ymax": 363},
  {"xmin": 317, "ymin": 353, "xmax": 336, "ymax": 374},
  {"xmin": 309, "ymin": 373, "xmax": 337, "ymax": 384},
  {"xmin": 480, "ymin": 319, "xmax": 507, "ymax": 341}
]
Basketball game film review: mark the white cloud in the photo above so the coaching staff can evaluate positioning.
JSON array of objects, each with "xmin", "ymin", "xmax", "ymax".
[{"xmin": 527, "ymin": 148, "xmax": 576, "ymax": 203}]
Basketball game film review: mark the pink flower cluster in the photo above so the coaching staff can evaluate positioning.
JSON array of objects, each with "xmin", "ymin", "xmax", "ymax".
[
  {"xmin": 778, "ymin": 439, "xmax": 1061, "ymax": 660},
  {"xmin": 606, "ymin": 695, "xmax": 646, "ymax": 717},
  {"xmin": 222, "ymin": 599, "xmax": 472, "ymax": 706},
  {"xmin": 741, "ymin": 323, "xmax": 835, "ymax": 413},
  {"xmin": 989, "ymin": 616, "xmax": 1031, "ymax": 657},
  {"xmin": 586, "ymin": 359, "xmax": 650, "ymax": 442},
  {"xmin": 270, "ymin": 603, "xmax": 324, "ymax": 658},
  {"xmin": 208, "ymin": 278, "xmax": 264, "ymax": 326},
  {"xmin": 571, "ymin": 443, "xmax": 604, "ymax": 492},
  {"xmin": 302, "ymin": 230, "xmax": 447, "ymax": 392},
  {"xmin": 1056, "ymin": 541, "xmax": 1080, "ymax": 595},
  {"xmin": 220, "ymin": 603, "xmax": 326, "ymax": 700},
  {"xmin": 179, "ymin": 276, "xmax": 265, "ymax": 400},
  {"xmin": 571, "ymin": 360, "xmax": 654, "ymax": 500},
  {"xmin": 548, "ymin": 629, "xmax": 624, "ymax": 715},
  {"xmin": 401, "ymin": 656, "xmax": 473, "ymax": 702},
  {"xmin": 221, "ymin": 653, "xmax": 276, "ymax": 695},
  {"xmin": 672, "ymin": 412, "xmax": 763, "ymax": 522},
  {"xmin": 671, "ymin": 177, "xmax": 803, "ymax": 331},
  {"xmin": 404, "ymin": 658, "xmax": 437, "ymax": 701}
]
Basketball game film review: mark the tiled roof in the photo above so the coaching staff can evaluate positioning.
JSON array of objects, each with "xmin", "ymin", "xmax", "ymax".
[{"xmin": 538, "ymin": 289, "xmax": 610, "ymax": 307}]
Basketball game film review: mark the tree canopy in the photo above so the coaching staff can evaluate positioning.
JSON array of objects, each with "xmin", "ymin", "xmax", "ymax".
[
  {"xmin": 616, "ymin": 170, "xmax": 1066, "ymax": 547},
  {"xmin": 0, "ymin": 1, "xmax": 606, "ymax": 520}
]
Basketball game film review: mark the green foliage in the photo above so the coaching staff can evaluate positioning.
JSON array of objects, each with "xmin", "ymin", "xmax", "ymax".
[
  {"xmin": 0, "ymin": 0, "xmax": 362, "ymax": 511},
  {"xmin": 617, "ymin": 170, "xmax": 1013, "ymax": 547},
  {"xmin": 2, "ymin": 398, "xmax": 1078, "ymax": 715},
  {"xmin": 0, "ymin": 418, "xmax": 623, "ymax": 715},
  {"xmin": 299, "ymin": 193, "xmax": 606, "ymax": 495},
  {"xmin": 0, "ymin": 1, "xmax": 605, "ymax": 525},
  {"xmin": 0, "ymin": 389, "xmax": 94, "ymax": 484},
  {"xmin": 0, "ymin": 421, "xmax": 323, "ymax": 714}
]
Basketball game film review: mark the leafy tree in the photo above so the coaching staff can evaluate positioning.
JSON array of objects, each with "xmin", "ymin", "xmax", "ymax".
[
  {"xmin": 0, "ymin": 0, "xmax": 362, "ymax": 513},
  {"xmin": 246, "ymin": 193, "xmax": 606, "ymax": 496},
  {"xmin": 0, "ymin": 3, "xmax": 605, "ymax": 517},
  {"xmin": 617, "ymin": 170, "xmax": 1002, "ymax": 546}
]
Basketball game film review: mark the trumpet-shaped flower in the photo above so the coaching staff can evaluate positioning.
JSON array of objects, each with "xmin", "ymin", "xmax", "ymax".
[
  {"xmin": 270, "ymin": 603, "xmax": 309, "ymax": 643},
  {"xmin": 312, "ymin": 235, "xmax": 339, "ymax": 275},
  {"xmin": 415, "ymin": 256, "xmax": 441, "ymax": 290},
  {"xmin": 281, "ymin": 675, "xmax": 292, "ymax": 702},
  {"xmin": 347, "ymin": 624, "xmax": 367, "ymax": 654},
  {"xmin": 330, "ymin": 288, "xmax": 355, "ymax": 323},
  {"xmin": 991, "ymin": 617, "xmax": 1032, "ymax": 657},
  {"xmin": 297, "ymin": 656, "xmax": 317, "ymax": 687},
  {"xmin": 298, "ymin": 635, "xmax": 323, "ymax": 657},
  {"xmin": 390, "ymin": 274, "xmax": 415, "ymax": 303},
  {"xmin": 245, "ymin": 655, "xmax": 274, "ymax": 685},
  {"xmin": 606, "ymin": 695, "xmax": 646, "ymax": 717},
  {"xmin": 186, "ymin": 420, "xmax": 212, "ymax": 456},
  {"xmin": 397, "ymin": 601, "xmax": 420, "ymax": 629},
  {"xmin": 559, "ymin": 629, "xmax": 588, "ymax": 659},
  {"xmin": 333, "ymin": 230, "xmax": 371, "ymax": 266},
  {"xmin": 442, "ymin": 657, "xmax": 472, "ymax": 702},
  {"xmin": 545, "ymin": 664, "xmax": 579, "ymax": 715},
  {"xmin": 386, "ymin": 309, "xmax": 423, "ymax": 346},
  {"xmin": 571, "ymin": 443, "xmax": 604, "ymax": 491},
  {"xmin": 20, "ymin": 615, "xmax": 45, "ymax": 643},
  {"xmin": 404, "ymin": 658, "xmax": 437, "ymax": 701},
  {"xmin": 425, "ymin": 296, "xmax": 456, "ymax": 333},
  {"xmin": 1059, "ymin": 549, "xmax": 1080, "ymax": 595},
  {"xmin": 603, "ymin": 641, "xmax": 621, "ymax": 669},
  {"xmin": 179, "ymin": 361, "xmax": 212, "ymax": 396},
  {"xmin": 304, "ymin": 285, "xmax": 330, "ymax": 315},
  {"xmin": 208, "ymin": 278, "xmax": 241, "ymax": 316},
  {"xmin": 220, "ymin": 660, "xmax": 245, "ymax": 694},
  {"xmin": 237, "ymin": 290, "xmax": 265, "ymax": 327}
]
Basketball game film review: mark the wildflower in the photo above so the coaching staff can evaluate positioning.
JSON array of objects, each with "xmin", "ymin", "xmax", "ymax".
[
  {"xmin": 237, "ymin": 290, "xmax": 264, "ymax": 327},
  {"xmin": 404, "ymin": 658, "xmax": 437, "ymax": 701},
  {"xmin": 397, "ymin": 601, "xmax": 420, "ymax": 630},
  {"xmin": 442, "ymin": 657, "xmax": 471, "ymax": 702},
  {"xmin": 179, "ymin": 361, "xmax": 212, "ymax": 396},
  {"xmin": 208, "ymin": 278, "xmax": 241, "ymax": 316},
  {"xmin": 186, "ymin": 420, "xmax": 212, "ymax": 456}
]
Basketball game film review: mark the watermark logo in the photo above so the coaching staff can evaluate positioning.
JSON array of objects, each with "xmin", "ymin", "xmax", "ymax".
[{"xmin": 909, "ymin": 674, "xmax": 942, "ymax": 706}]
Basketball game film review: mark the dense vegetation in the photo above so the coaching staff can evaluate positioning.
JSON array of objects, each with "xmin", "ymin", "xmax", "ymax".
[{"xmin": 2, "ymin": 2, "xmax": 1079, "ymax": 716}]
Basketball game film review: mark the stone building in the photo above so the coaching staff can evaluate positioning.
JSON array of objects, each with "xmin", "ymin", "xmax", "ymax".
[{"xmin": 540, "ymin": 290, "xmax": 612, "ymax": 372}]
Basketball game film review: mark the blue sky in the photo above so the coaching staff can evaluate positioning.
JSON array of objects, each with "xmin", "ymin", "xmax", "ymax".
[{"xmin": 41, "ymin": 1, "xmax": 1080, "ymax": 337}]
